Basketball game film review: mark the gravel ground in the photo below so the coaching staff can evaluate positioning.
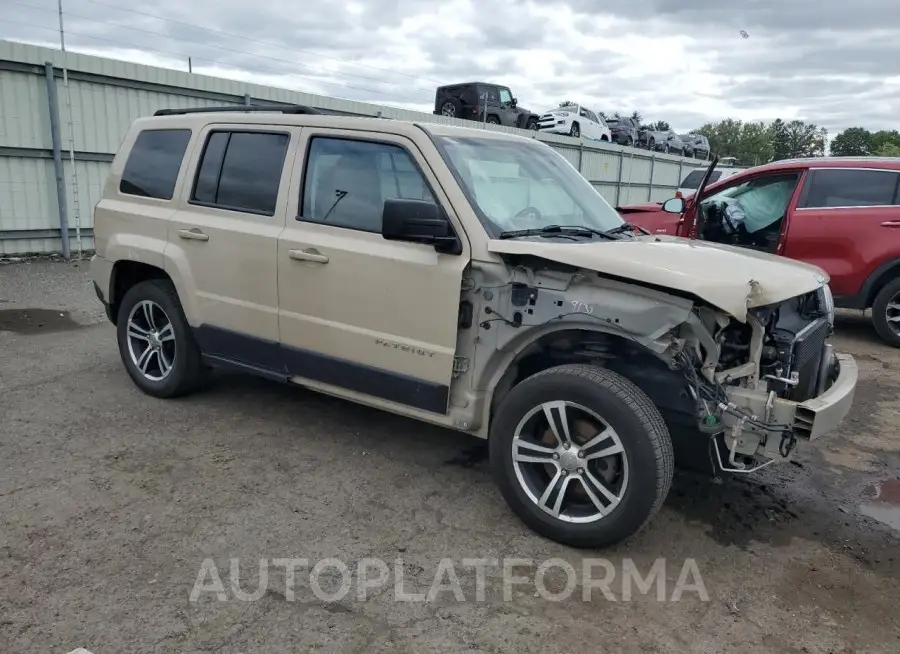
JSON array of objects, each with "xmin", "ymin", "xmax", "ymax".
[{"xmin": 1, "ymin": 259, "xmax": 899, "ymax": 653}]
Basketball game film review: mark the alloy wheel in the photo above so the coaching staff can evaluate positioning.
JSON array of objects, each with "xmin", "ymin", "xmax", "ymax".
[
  {"xmin": 511, "ymin": 400, "xmax": 629, "ymax": 523},
  {"xmin": 126, "ymin": 300, "xmax": 177, "ymax": 382},
  {"xmin": 885, "ymin": 290, "xmax": 900, "ymax": 337}
]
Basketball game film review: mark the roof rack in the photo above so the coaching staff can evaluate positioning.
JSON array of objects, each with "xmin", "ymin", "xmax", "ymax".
[{"xmin": 153, "ymin": 104, "xmax": 323, "ymax": 117}]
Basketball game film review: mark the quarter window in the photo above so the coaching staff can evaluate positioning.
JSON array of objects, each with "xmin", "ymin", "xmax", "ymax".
[
  {"xmin": 801, "ymin": 169, "xmax": 900, "ymax": 208},
  {"xmin": 190, "ymin": 131, "xmax": 290, "ymax": 215},
  {"xmin": 119, "ymin": 129, "xmax": 191, "ymax": 200},
  {"xmin": 300, "ymin": 137, "xmax": 436, "ymax": 233}
]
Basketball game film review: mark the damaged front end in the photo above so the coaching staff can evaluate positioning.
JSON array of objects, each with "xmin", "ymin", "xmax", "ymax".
[{"xmin": 675, "ymin": 284, "xmax": 858, "ymax": 472}]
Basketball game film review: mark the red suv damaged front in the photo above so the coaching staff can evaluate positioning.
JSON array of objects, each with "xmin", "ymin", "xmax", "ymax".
[{"xmin": 619, "ymin": 156, "xmax": 900, "ymax": 347}]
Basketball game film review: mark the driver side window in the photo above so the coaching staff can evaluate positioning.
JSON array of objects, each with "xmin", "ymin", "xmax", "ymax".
[
  {"xmin": 699, "ymin": 173, "xmax": 801, "ymax": 252},
  {"xmin": 498, "ymin": 88, "xmax": 513, "ymax": 104}
]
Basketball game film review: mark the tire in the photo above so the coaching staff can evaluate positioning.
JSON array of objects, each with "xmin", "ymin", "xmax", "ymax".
[
  {"xmin": 648, "ymin": 138, "xmax": 655, "ymax": 151},
  {"xmin": 439, "ymin": 100, "xmax": 460, "ymax": 118},
  {"xmin": 570, "ymin": 122, "xmax": 580, "ymax": 138},
  {"xmin": 872, "ymin": 277, "xmax": 900, "ymax": 348},
  {"xmin": 489, "ymin": 364, "xmax": 674, "ymax": 549},
  {"xmin": 116, "ymin": 279, "xmax": 205, "ymax": 398},
  {"xmin": 663, "ymin": 143, "xmax": 670, "ymax": 154},
  {"xmin": 626, "ymin": 135, "xmax": 634, "ymax": 147},
  {"xmin": 601, "ymin": 135, "xmax": 609, "ymax": 142},
  {"xmin": 487, "ymin": 116, "xmax": 501, "ymax": 125},
  {"xmin": 527, "ymin": 118, "xmax": 538, "ymax": 131}
]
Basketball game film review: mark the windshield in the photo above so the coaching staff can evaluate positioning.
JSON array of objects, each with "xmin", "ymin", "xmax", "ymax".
[
  {"xmin": 555, "ymin": 105, "xmax": 578, "ymax": 114},
  {"xmin": 433, "ymin": 136, "xmax": 625, "ymax": 237}
]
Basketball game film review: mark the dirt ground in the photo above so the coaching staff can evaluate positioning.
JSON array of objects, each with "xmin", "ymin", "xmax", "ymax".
[{"xmin": 1, "ymin": 259, "xmax": 899, "ymax": 654}]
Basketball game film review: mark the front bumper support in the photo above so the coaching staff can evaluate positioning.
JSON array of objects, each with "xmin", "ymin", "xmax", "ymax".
[{"xmin": 722, "ymin": 352, "xmax": 857, "ymax": 455}]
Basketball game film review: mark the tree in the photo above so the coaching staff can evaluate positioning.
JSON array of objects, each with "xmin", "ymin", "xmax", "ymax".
[
  {"xmin": 872, "ymin": 130, "xmax": 900, "ymax": 154},
  {"xmin": 630, "ymin": 110, "xmax": 643, "ymax": 124},
  {"xmin": 695, "ymin": 119, "xmax": 773, "ymax": 165},
  {"xmin": 771, "ymin": 118, "xmax": 791, "ymax": 161},
  {"xmin": 830, "ymin": 127, "xmax": 872, "ymax": 156},
  {"xmin": 646, "ymin": 120, "xmax": 671, "ymax": 131},
  {"xmin": 782, "ymin": 120, "xmax": 826, "ymax": 158},
  {"xmin": 877, "ymin": 142, "xmax": 900, "ymax": 157}
]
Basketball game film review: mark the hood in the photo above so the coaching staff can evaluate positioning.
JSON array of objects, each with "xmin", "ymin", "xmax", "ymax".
[
  {"xmin": 487, "ymin": 234, "xmax": 828, "ymax": 321},
  {"xmin": 617, "ymin": 201, "xmax": 663, "ymax": 214}
]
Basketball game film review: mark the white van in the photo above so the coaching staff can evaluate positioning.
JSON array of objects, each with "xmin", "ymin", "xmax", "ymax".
[{"xmin": 676, "ymin": 166, "xmax": 743, "ymax": 197}]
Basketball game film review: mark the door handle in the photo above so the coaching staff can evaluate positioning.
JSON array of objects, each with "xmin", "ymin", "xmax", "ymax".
[
  {"xmin": 178, "ymin": 228, "xmax": 209, "ymax": 241},
  {"xmin": 880, "ymin": 221, "xmax": 900, "ymax": 227},
  {"xmin": 289, "ymin": 248, "xmax": 329, "ymax": 264}
]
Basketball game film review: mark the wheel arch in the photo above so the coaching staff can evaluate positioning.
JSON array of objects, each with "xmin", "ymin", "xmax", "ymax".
[
  {"xmin": 109, "ymin": 255, "xmax": 198, "ymax": 327},
  {"xmin": 858, "ymin": 258, "xmax": 900, "ymax": 309},
  {"xmin": 476, "ymin": 325, "xmax": 680, "ymax": 438}
]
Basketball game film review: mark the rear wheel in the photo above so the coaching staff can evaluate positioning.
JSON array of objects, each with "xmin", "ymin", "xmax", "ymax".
[
  {"xmin": 648, "ymin": 137, "xmax": 655, "ymax": 150},
  {"xmin": 626, "ymin": 135, "xmax": 634, "ymax": 147},
  {"xmin": 487, "ymin": 116, "xmax": 501, "ymax": 125},
  {"xmin": 116, "ymin": 279, "xmax": 205, "ymax": 398},
  {"xmin": 489, "ymin": 364, "xmax": 674, "ymax": 548},
  {"xmin": 872, "ymin": 277, "xmax": 900, "ymax": 347}
]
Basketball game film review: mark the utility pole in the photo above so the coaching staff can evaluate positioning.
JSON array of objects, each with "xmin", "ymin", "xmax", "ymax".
[{"xmin": 57, "ymin": 0, "xmax": 83, "ymax": 259}]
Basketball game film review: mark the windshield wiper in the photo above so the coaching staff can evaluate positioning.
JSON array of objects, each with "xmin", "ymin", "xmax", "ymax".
[
  {"xmin": 498, "ymin": 224, "xmax": 618, "ymax": 240},
  {"xmin": 604, "ymin": 222, "xmax": 651, "ymax": 236}
]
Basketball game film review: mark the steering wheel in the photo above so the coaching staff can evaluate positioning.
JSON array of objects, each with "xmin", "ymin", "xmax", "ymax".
[
  {"xmin": 514, "ymin": 206, "xmax": 544, "ymax": 222},
  {"xmin": 720, "ymin": 202, "xmax": 739, "ymax": 235}
]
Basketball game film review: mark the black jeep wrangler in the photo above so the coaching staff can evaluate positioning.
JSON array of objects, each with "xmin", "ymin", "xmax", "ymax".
[{"xmin": 433, "ymin": 82, "xmax": 539, "ymax": 130}]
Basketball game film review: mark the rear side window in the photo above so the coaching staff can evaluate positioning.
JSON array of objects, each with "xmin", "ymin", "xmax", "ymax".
[
  {"xmin": 190, "ymin": 131, "xmax": 290, "ymax": 215},
  {"xmin": 119, "ymin": 129, "xmax": 191, "ymax": 200},
  {"xmin": 801, "ymin": 169, "xmax": 900, "ymax": 208}
]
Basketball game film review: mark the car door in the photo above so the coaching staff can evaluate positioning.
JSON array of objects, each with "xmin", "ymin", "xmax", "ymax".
[
  {"xmin": 276, "ymin": 128, "xmax": 470, "ymax": 415},
  {"xmin": 783, "ymin": 167, "xmax": 900, "ymax": 299},
  {"xmin": 497, "ymin": 87, "xmax": 518, "ymax": 126},
  {"xmin": 680, "ymin": 168, "xmax": 805, "ymax": 253},
  {"xmin": 578, "ymin": 107, "xmax": 596, "ymax": 139},
  {"xmin": 165, "ymin": 124, "xmax": 296, "ymax": 357}
]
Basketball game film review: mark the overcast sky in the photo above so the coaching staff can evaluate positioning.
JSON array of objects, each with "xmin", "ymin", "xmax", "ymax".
[{"xmin": 2, "ymin": 0, "xmax": 899, "ymax": 134}]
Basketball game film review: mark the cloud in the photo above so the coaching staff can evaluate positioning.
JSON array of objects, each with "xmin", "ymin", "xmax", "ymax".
[{"xmin": 1, "ymin": 0, "xmax": 898, "ymax": 133}]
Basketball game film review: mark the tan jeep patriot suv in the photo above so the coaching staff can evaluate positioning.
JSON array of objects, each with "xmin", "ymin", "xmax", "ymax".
[{"xmin": 90, "ymin": 105, "xmax": 858, "ymax": 548}]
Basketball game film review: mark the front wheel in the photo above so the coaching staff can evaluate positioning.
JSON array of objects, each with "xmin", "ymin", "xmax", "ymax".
[
  {"xmin": 872, "ymin": 277, "xmax": 900, "ymax": 347},
  {"xmin": 489, "ymin": 364, "xmax": 674, "ymax": 549},
  {"xmin": 569, "ymin": 122, "xmax": 581, "ymax": 138},
  {"xmin": 626, "ymin": 135, "xmax": 634, "ymax": 147}
]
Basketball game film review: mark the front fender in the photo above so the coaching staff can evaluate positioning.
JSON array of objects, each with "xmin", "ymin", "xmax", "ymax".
[{"xmin": 468, "ymin": 273, "xmax": 695, "ymax": 430}]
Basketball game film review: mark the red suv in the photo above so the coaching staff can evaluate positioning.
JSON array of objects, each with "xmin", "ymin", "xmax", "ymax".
[{"xmin": 620, "ymin": 157, "xmax": 900, "ymax": 346}]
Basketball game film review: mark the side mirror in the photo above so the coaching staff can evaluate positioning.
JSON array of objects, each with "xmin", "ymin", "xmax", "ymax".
[
  {"xmin": 510, "ymin": 97, "xmax": 518, "ymax": 107},
  {"xmin": 382, "ymin": 199, "xmax": 461, "ymax": 254},
  {"xmin": 662, "ymin": 197, "xmax": 686, "ymax": 214}
]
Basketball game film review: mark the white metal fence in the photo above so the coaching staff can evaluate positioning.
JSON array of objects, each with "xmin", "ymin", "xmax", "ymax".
[{"xmin": 0, "ymin": 39, "xmax": 706, "ymax": 256}]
